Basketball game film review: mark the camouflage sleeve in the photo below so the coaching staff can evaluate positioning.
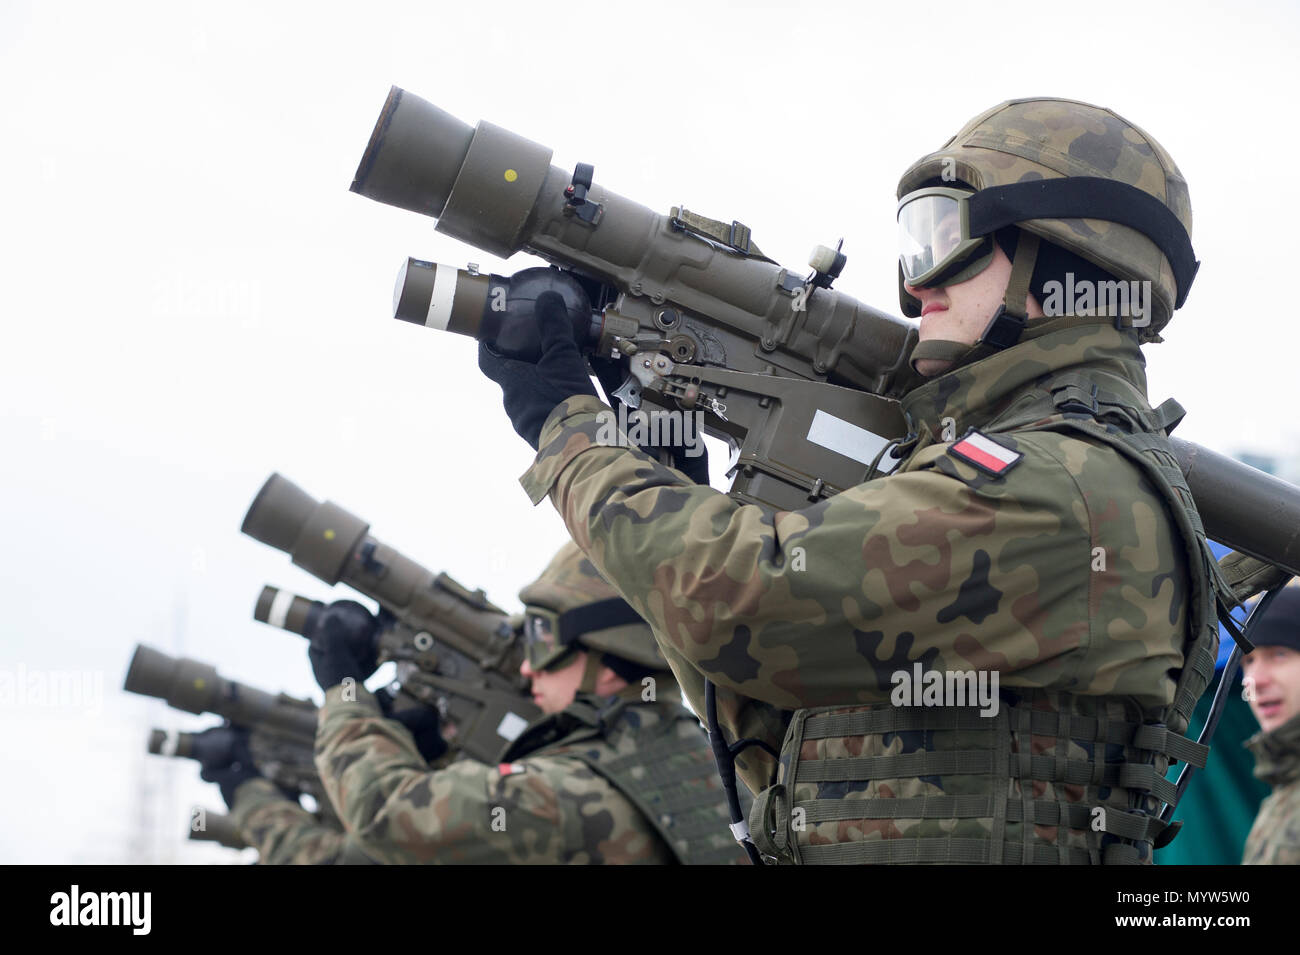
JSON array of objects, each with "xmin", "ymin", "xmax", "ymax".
[
  {"xmin": 521, "ymin": 396, "xmax": 1183, "ymax": 780},
  {"xmin": 228, "ymin": 778, "xmax": 348, "ymax": 865},
  {"xmin": 653, "ymin": 634, "xmax": 790, "ymax": 792},
  {"xmin": 314, "ymin": 685, "xmax": 673, "ymax": 864}
]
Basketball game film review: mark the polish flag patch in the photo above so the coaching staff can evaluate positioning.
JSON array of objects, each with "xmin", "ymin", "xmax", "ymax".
[
  {"xmin": 498, "ymin": 762, "xmax": 527, "ymax": 777},
  {"xmin": 949, "ymin": 430, "xmax": 1022, "ymax": 477}
]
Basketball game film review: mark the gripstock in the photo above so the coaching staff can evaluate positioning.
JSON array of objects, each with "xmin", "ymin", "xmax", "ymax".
[
  {"xmin": 242, "ymin": 473, "xmax": 540, "ymax": 763},
  {"xmin": 126, "ymin": 644, "xmax": 335, "ymax": 824},
  {"xmin": 351, "ymin": 86, "xmax": 1300, "ymax": 577}
]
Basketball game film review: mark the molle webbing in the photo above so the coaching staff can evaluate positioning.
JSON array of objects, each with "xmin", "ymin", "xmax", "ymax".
[
  {"xmin": 572, "ymin": 731, "xmax": 744, "ymax": 865},
  {"xmin": 753, "ymin": 697, "xmax": 1200, "ymax": 865},
  {"xmin": 527, "ymin": 697, "xmax": 742, "ymax": 865},
  {"xmin": 796, "ymin": 706, "xmax": 1207, "ymax": 767},
  {"xmin": 753, "ymin": 365, "xmax": 1226, "ymax": 865},
  {"xmin": 795, "ymin": 838, "xmax": 1141, "ymax": 866}
]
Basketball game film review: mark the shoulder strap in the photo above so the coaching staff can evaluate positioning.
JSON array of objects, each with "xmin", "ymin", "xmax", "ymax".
[
  {"xmin": 1004, "ymin": 382, "xmax": 1231, "ymax": 740},
  {"xmin": 560, "ymin": 704, "xmax": 744, "ymax": 865}
]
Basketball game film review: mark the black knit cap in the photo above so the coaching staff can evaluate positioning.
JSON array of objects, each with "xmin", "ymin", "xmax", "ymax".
[{"xmin": 1247, "ymin": 587, "xmax": 1300, "ymax": 654}]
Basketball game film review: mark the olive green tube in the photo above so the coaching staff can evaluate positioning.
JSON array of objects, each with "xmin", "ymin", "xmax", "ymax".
[
  {"xmin": 1172, "ymin": 438, "xmax": 1300, "ymax": 577},
  {"xmin": 242, "ymin": 473, "xmax": 510, "ymax": 649},
  {"xmin": 189, "ymin": 810, "xmax": 248, "ymax": 851},
  {"xmin": 241, "ymin": 473, "xmax": 541, "ymax": 764},
  {"xmin": 351, "ymin": 86, "xmax": 475, "ymax": 220},
  {"xmin": 147, "ymin": 727, "xmax": 196, "ymax": 758},
  {"xmin": 351, "ymin": 87, "xmax": 918, "ymax": 397},
  {"xmin": 254, "ymin": 585, "xmax": 321, "ymax": 637},
  {"xmin": 392, "ymin": 258, "xmax": 492, "ymax": 336},
  {"xmin": 124, "ymin": 644, "xmax": 317, "ymax": 740}
]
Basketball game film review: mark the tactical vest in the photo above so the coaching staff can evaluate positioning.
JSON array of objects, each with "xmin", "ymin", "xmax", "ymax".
[
  {"xmin": 500, "ymin": 694, "xmax": 746, "ymax": 865},
  {"xmin": 749, "ymin": 366, "xmax": 1234, "ymax": 865}
]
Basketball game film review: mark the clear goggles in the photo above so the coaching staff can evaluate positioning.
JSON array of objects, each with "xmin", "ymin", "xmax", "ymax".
[
  {"xmin": 897, "ymin": 186, "xmax": 994, "ymax": 289},
  {"xmin": 522, "ymin": 608, "xmax": 580, "ymax": 672}
]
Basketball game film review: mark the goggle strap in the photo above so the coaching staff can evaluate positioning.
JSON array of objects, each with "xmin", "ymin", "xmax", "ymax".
[
  {"xmin": 557, "ymin": 597, "xmax": 643, "ymax": 646},
  {"xmin": 968, "ymin": 177, "xmax": 1198, "ymax": 308}
]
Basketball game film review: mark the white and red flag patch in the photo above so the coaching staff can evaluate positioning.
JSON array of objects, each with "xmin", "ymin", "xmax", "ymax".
[
  {"xmin": 949, "ymin": 430, "xmax": 1023, "ymax": 477},
  {"xmin": 498, "ymin": 762, "xmax": 527, "ymax": 777}
]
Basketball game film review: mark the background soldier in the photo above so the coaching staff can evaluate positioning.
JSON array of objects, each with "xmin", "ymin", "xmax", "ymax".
[
  {"xmin": 479, "ymin": 98, "xmax": 1230, "ymax": 864},
  {"xmin": 308, "ymin": 542, "xmax": 741, "ymax": 864},
  {"xmin": 1242, "ymin": 586, "xmax": 1300, "ymax": 864},
  {"xmin": 190, "ymin": 699, "xmax": 443, "ymax": 864}
]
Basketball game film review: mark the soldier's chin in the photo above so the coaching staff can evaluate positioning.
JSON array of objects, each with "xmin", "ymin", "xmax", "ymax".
[{"xmin": 1256, "ymin": 703, "xmax": 1294, "ymax": 733}]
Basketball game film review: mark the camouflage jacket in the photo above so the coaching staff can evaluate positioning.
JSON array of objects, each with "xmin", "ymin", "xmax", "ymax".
[
  {"xmin": 1243, "ymin": 712, "xmax": 1300, "ymax": 865},
  {"xmin": 315, "ymin": 681, "xmax": 708, "ymax": 864},
  {"xmin": 229, "ymin": 778, "xmax": 374, "ymax": 865},
  {"xmin": 520, "ymin": 321, "xmax": 1193, "ymax": 801}
]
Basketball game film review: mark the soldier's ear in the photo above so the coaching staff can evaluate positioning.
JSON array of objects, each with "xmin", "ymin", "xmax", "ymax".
[{"xmin": 592, "ymin": 665, "xmax": 628, "ymax": 697}]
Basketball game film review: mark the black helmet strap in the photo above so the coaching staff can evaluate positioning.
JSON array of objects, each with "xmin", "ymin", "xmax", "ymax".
[
  {"xmin": 967, "ymin": 177, "xmax": 1198, "ymax": 308},
  {"xmin": 976, "ymin": 229, "xmax": 1039, "ymax": 351}
]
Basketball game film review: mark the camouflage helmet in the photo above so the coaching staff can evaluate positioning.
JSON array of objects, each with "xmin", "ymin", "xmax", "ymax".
[
  {"xmin": 897, "ymin": 97, "xmax": 1195, "ymax": 341},
  {"xmin": 518, "ymin": 541, "xmax": 665, "ymax": 670}
]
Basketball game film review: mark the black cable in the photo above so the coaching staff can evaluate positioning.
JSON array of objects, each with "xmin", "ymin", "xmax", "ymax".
[{"xmin": 705, "ymin": 680, "xmax": 764, "ymax": 865}]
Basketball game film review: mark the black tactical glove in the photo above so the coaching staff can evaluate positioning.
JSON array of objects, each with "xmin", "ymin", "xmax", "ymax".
[
  {"xmin": 192, "ymin": 725, "xmax": 261, "ymax": 809},
  {"xmin": 373, "ymin": 688, "xmax": 449, "ymax": 764},
  {"xmin": 391, "ymin": 703, "xmax": 449, "ymax": 765},
  {"xmin": 477, "ymin": 291, "xmax": 598, "ymax": 449},
  {"xmin": 305, "ymin": 599, "xmax": 381, "ymax": 692}
]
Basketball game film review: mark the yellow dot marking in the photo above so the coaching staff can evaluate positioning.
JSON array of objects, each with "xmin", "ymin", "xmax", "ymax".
[
  {"xmin": 504, "ymin": 168, "xmax": 518, "ymax": 182},
  {"xmin": 193, "ymin": 679, "xmax": 206, "ymax": 690},
  {"xmin": 324, "ymin": 529, "xmax": 335, "ymax": 540}
]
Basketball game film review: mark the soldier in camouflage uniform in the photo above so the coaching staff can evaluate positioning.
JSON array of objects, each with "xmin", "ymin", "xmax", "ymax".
[
  {"xmin": 191, "ymin": 700, "xmax": 442, "ymax": 864},
  {"xmin": 227, "ymin": 778, "xmax": 363, "ymax": 865},
  {"xmin": 479, "ymin": 98, "xmax": 1234, "ymax": 864},
  {"xmin": 1242, "ymin": 586, "xmax": 1300, "ymax": 864},
  {"xmin": 189, "ymin": 722, "xmax": 370, "ymax": 864},
  {"xmin": 308, "ymin": 541, "xmax": 742, "ymax": 864}
]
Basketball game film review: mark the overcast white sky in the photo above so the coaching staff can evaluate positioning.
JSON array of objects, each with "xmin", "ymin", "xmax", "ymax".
[{"xmin": 2, "ymin": 0, "xmax": 1298, "ymax": 863}]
